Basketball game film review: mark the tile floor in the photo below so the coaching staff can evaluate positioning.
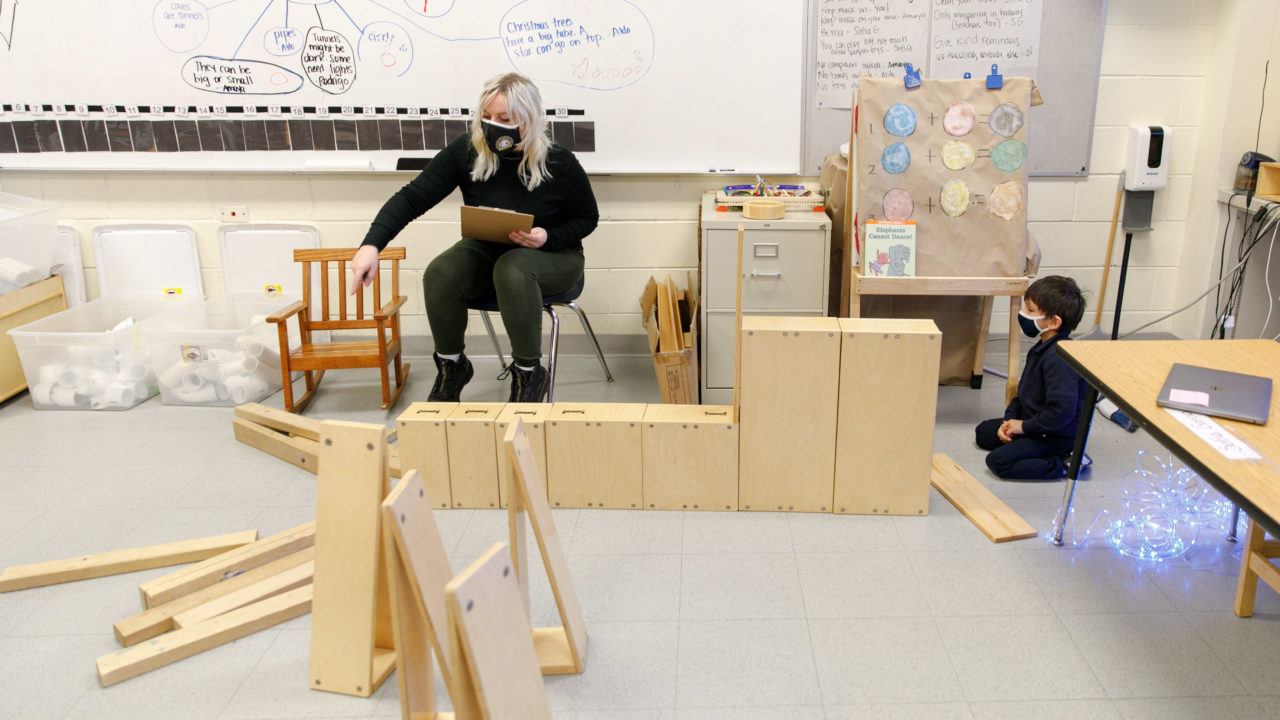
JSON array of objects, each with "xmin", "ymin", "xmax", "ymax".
[{"xmin": 2, "ymin": 339, "xmax": 1279, "ymax": 719}]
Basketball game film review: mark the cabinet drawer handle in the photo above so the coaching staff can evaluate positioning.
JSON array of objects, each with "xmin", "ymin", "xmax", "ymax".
[
  {"xmin": 753, "ymin": 243, "xmax": 779, "ymax": 258},
  {"xmin": 749, "ymin": 271, "xmax": 782, "ymax": 278}
]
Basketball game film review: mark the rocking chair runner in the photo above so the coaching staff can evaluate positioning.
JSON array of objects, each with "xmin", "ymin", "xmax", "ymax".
[{"xmin": 267, "ymin": 247, "xmax": 410, "ymax": 413}]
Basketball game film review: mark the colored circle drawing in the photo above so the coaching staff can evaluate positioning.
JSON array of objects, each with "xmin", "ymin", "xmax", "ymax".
[
  {"xmin": 991, "ymin": 139, "xmax": 1028, "ymax": 173},
  {"xmin": 881, "ymin": 142, "xmax": 911, "ymax": 174},
  {"xmin": 943, "ymin": 102, "xmax": 975, "ymax": 136},
  {"xmin": 883, "ymin": 103, "xmax": 917, "ymax": 137},
  {"xmin": 942, "ymin": 140, "xmax": 975, "ymax": 171},
  {"xmin": 882, "ymin": 188, "xmax": 914, "ymax": 221},
  {"xmin": 989, "ymin": 181, "xmax": 1024, "ymax": 221},
  {"xmin": 940, "ymin": 180, "xmax": 970, "ymax": 218},
  {"xmin": 988, "ymin": 103, "xmax": 1025, "ymax": 138}
]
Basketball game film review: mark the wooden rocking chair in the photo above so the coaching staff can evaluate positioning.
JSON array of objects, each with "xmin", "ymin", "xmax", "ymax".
[{"xmin": 267, "ymin": 247, "xmax": 410, "ymax": 413}]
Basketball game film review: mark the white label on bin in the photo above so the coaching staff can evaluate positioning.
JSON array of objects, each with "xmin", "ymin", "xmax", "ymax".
[
  {"xmin": 180, "ymin": 344, "xmax": 210, "ymax": 364},
  {"xmin": 163, "ymin": 287, "xmax": 183, "ymax": 296},
  {"xmin": 263, "ymin": 284, "xmax": 282, "ymax": 296}
]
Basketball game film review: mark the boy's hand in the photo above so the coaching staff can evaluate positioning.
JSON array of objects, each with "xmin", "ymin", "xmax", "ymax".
[{"xmin": 997, "ymin": 419, "xmax": 1024, "ymax": 442}]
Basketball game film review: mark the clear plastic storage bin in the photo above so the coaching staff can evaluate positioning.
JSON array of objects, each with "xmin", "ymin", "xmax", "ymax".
[
  {"xmin": 0, "ymin": 192, "xmax": 60, "ymax": 295},
  {"xmin": 7, "ymin": 297, "xmax": 176, "ymax": 410},
  {"xmin": 140, "ymin": 293, "xmax": 295, "ymax": 407}
]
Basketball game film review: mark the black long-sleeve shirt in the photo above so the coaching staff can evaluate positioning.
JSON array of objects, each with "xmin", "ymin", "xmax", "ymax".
[
  {"xmin": 361, "ymin": 135, "xmax": 599, "ymax": 253},
  {"xmin": 1003, "ymin": 333, "xmax": 1088, "ymax": 438}
]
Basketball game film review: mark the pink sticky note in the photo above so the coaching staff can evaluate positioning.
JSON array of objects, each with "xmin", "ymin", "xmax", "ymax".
[{"xmin": 1170, "ymin": 388, "xmax": 1211, "ymax": 407}]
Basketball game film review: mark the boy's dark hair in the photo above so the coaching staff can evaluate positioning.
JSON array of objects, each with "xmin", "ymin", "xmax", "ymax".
[{"xmin": 1027, "ymin": 275, "xmax": 1086, "ymax": 336}]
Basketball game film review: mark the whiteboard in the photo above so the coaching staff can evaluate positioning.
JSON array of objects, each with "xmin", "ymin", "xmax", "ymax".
[
  {"xmin": 803, "ymin": 0, "xmax": 1106, "ymax": 176},
  {"xmin": 0, "ymin": 0, "xmax": 806, "ymax": 174}
]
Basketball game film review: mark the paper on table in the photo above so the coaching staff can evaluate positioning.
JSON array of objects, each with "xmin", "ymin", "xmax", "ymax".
[
  {"xmin": 1169, "ymin": 388, "xmax": 1211, "ymax": 407},
  {"xmin": 1165, "ymin": 408, "xmax": 1262, "ymax": 461}
]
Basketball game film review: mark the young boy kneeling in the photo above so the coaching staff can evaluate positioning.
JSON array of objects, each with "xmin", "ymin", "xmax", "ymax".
[{"xmin": 975, "ymin": 275, "xmax": 1088, "ymax": 479}]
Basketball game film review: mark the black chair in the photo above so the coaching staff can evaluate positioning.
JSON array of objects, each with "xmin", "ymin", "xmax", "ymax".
[{"xmin": 467, "ymin": 276, "xmax": 613, "ymax": 401}]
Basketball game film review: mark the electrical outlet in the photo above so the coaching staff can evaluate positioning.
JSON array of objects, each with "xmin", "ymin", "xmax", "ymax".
[{"xmin": 219, "ymin": 205, "xmax": 250, "ymax": 222}]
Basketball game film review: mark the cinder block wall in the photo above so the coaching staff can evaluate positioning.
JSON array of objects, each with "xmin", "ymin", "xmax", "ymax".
[{"xmin": 2, "ymin": 1, "xmax": 1267, "ymax": 348}]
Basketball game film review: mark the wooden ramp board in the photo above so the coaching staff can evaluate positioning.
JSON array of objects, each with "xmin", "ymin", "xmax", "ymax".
[
  {"xmin": 233, "ymin": 402, "xmax": 402, "ymax": 477},
  {"xmin": 930, "ymin": 453, "xmax": 1038, "ymax": 543},
  {"xmin": 97, "ymin": 585, "xmax": 313, "ymax": 687},
  {"xmin": 172, "ymin": 561, "xmax": 314, "ymax": 629},
  {"xmin": 0, "ymin": 530, "xmax": 258, "ymax": 593}
]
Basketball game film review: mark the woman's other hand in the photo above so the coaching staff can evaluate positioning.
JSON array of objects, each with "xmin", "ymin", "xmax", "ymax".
[
  {"xmin": 508, "ymin": 227, "xmax": 547, "ymax": 249},
  {"xmin": 350, "ymin": 245, "xmax": 380, "ymax": 293}
]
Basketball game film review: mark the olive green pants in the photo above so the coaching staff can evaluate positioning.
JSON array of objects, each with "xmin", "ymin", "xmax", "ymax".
[{"xmin": 423, "ymin": 238, "xmax": 585, "ymax": 367}]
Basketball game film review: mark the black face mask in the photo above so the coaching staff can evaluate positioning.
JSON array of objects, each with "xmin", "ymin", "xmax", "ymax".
[
  {"xmin": 1017, "ymin": 311, "xmax": 1045, "ymax": 338},
  {"xmin": 482, "ymin": 120, "xmax": 521, "ymax": 156}
]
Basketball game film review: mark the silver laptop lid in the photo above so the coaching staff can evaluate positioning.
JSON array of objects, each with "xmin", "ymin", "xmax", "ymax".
[{"xmin": 1156, "ymin": 363, "xmax": 1272, "ymax": 425}]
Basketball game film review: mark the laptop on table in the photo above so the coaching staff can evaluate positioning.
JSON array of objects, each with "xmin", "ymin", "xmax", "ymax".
[{"xmin": 1156, "ymin": 363, "xmax": 1272, "ymax": 425}]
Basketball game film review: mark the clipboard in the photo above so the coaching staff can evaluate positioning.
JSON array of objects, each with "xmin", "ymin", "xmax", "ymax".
[{"xmin": 460, "ymin": 205, "xmax": 534, "ymax": 244}]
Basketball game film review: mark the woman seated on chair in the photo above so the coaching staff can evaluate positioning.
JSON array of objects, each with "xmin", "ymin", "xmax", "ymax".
[{"xmin": 350, "ymin": 72, "xmax": 599, "ymax": 403}]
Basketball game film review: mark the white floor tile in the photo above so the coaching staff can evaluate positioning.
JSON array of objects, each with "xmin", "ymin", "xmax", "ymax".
[
  {"xmin": 797, "ymin": 551, "xmax": 928, "ymax": 618},
  {"xmin": 680, "ymin": 553, "xmax": 803, "ymax": 620},
  {"xmin": 968, "ymin": 699, "xmax": 1120, "ymax": 720},
  {"xmin": 826, "ymin": 703, "xmax": 976, "ymax": 720},
  {"xmin": 543, "ymin": 620, "xmax": 678, "ymax": 710},
  {"xmin": 677, "ymin": 618, "xmax": 820, "ymax": 707},
  {"xmin": 569, "ymin": 553, "xmax": 681, "ymax": 622},
  {"xmin": 809, "ymin": 617, "xmax": 963, "ymax": 705},
  {"xmin": 936, "ymin": 615, "xmax": 1106, "ymax": 702},
  {"xmin": 681, "ymin": 511, "xmax": 792, "ymax": 554}
]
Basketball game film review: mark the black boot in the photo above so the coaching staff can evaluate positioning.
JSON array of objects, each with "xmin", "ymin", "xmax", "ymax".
[
  {"xmin": 428, "ymin": 352, "xmax": 473, "ymax": 402},
  {"xmin": 506, "ymin": 363, "xmax": 548, "ymax": 403}
]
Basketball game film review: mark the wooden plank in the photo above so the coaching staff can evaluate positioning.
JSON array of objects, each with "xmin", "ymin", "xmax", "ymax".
[
  {"xmin": 834, "ymin": 319, "xmax": 940, "ymax": 515},
  {"xmin": 446, "ymin": 404, "xmax": 505, "ymax": 509},
  {"xmin": 734, "ymin": 222, "xmax": 743, "ymax": 421},
  {"xmin": 233, "ymin": 418, "xmax": 320, "ymax": 474},
  {"xmin": 655, "ymin": 274, "xmax": 679, "ymax": 353},
  {"xmin": 382, "ymin": 470, "xmax": 456, "ymax": 718},
  {"xmin": 854, "ymin": 272, "xmax": 1028, "ymax": 296},
  {"xmin": 172, "ymin": 561, "xmax": 314, "ymax": 629},
  {"xmin": 738, "ymin": 316, "xmax": 841, "ymax": 513},
  {"xmin": 115, "ymin": 547, "xmax": 315, "ymax": 647},
  {"xmin": 398, "ymin": 403, "xmax": 459, "ymax": 509},
  {"xmin": 930, "ymin": 453, "xmax": 1038, "ymax": 542},
  {"xmin": 310, "ymin": 420, "xmax": 395, "ymax": 698},
  {"xmin": 504, "ymin": 420, "xmax": 587, "ymax": 675},
  {"xmin": 0, "ymin": 530, "xmax": 258, "ymax": 593},
  {"xmin": 445, "ymin": 543, "xmax": 553, "ymax": 720},
  {"xmin": 234, "ymin": 402, "xmax": 322, "ymax": 441},
  {"xmin": 641, "ymin": 405, "xmax": 738, "ymax": 511},
  {"xmin": 545, "ymin": 403, "xmax": 646, "ymax": 510},
  {"xmin": 496, "ymin": 404, "xmax": 551, "ymax": 507},
  {"xmin": 96, "ymin": 585, "xmax": 313, "ymax": 687},
  {"xmin": 139, "ymin": 521, "xmax": 315, "ymax": 609},
  {"xmin": 0, "ymin": 275, "xmax": 66, "ymax": 402}
]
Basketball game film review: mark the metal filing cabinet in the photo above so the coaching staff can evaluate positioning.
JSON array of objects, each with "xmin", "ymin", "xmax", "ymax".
[{"xmin": 699, "ymin": 195, "xmax": 831, "ymax": 404}]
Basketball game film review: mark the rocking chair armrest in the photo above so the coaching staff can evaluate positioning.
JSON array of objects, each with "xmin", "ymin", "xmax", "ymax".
[
  {"xmin": 374, "ymin": 296, "xmax": 407, "ymax": 321},
  {"xmin": 266, "ymin": 300, "xmax": 307, "ymax": 324}
]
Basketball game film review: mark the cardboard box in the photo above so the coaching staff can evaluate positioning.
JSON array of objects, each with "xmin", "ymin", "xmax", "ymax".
[
  {"xmin": 1257, "ymin": 162, "xmax": 1280, "ymax": 202},
  {"xmin": 639, "ymin": 274, "xmax": 699, "ymax": 404}
]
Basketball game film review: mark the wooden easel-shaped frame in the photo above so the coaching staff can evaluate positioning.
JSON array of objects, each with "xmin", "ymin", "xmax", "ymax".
[
  {"xmin": 309, "ymin": 420, "xmax": 396, "ymax": 697},
  {"xmin": 503, "ymin": 418, "xmax": 588, "ymax": 674}
]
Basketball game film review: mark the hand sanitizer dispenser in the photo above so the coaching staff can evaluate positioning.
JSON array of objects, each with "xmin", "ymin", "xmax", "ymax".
[{"xmin": 1124, "ymin": 125, "xmax": 1169, "ymax": 191}]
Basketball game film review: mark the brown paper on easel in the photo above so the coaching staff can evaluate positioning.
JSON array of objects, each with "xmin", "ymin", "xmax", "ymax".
[{"xmin": 856, "ymin": 76, "xmax": 1030, "ymax": 277}]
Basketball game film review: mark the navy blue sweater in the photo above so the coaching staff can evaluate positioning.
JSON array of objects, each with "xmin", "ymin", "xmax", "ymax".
[{"xmin": 1003, "ymin": 333, "xmax": 1088, "ymax": 438}]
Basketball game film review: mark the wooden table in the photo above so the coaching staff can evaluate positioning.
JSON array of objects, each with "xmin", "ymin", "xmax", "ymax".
[{"xmin": 1053, "ymin": 339, "xmax": 1280, "ymax": 545}]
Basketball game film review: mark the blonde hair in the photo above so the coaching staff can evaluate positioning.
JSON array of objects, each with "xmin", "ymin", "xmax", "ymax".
[{"xmin": 470, "ymin": 72, "xmax": 552, "ymax": 190}]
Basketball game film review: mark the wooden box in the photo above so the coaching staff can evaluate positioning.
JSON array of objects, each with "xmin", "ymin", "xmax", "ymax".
[
  {"xmin": 395, "ymin": 402, "xmax": 457, "ymax": 509},
  {"xmin": 1256, "ymin": 162, "xmax": 1280, "ymax": 202},
  {"xmin": 495, "ymin": 403, "xmax": 551, "ymax": 507},
  {"xmin": 834, "ymin": 318, "xmax": 940, "ymax": 515},
  {"xmin": 642, "ymin": 404, "xmax": 738, "ymax": 511},
  {"xmin": 738, "ymin": 316, "xmax": 842, "ymax": 512},
  {"xmin": 546, "ymin": 403, "xmax": 646, "ymax": 509},
  {"xmin": 0, "ymin": 275, "xmax": 66, "ymax": 402},
  {"xmin": 446, "ymin": 403, "xmax": 505, "ymax": 509}
]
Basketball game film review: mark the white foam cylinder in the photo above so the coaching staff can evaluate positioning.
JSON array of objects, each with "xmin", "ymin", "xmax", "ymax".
[
  {"xmin": 76, "ymin": 369, "xmax": 112, "ymax": 396},
  {"xmin": 197, "ymin": 362, "xmax": 223, "ymax": 382},
  {"xmin": 90, "ymin": 396, "xmax": 108, "ymax": 410},
  {"xmin": 30, "ymin": 383, "xmax": 53, "ymax": 407},
  {"xmin": 132, "ymin": 381, "xmax": 150, "ymax": 400},
  {"xmin": 0, "ymin": 257, "xmax": 38, "ymax": 287},
  {"xmin": 181, "ymin": 370, "xmax": 205, "ymax": 390},
  {"xmin": 175, "ymin": 384, "xmax": 218, "ymax": 404},
  {"xmin": 56, "ymin": 364, "xmax": 92, "ymax": 389},
  {"xmin": 36, "ymin": 364, "xmax": 61, "ymax": 385},
  {"xmin": 50, "ymin": 385, "xmax": 88, "ymax": 408},
  {"xmin": 226, "ymin": 375, "xmax": 269, "ymax": 404},
  {"xmin": 158, "ymin": 363, "xmax": 187, "ymax": 389},
  {"xmin": 103, "ymin": 381, "xmax": 135, "ymax": 408},
  {"xmin": 91, "ymin": 346, "xmax": 116, "ymax": 369},
  {"xmin": 118, "ymin": 359, "xmax": 148, "ymax": 382},
  {"xmin": 257, "ymin": 347, "xmax": 281, "ymax": 369},
  {"xmin": 237, "ymin": 335, "xmax": 265, "ymax": 358}
]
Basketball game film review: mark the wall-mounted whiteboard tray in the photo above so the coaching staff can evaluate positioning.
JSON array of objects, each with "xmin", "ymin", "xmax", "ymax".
[
  {"xmin": 217, "ymin": 224, "xmax": 319, "ymax": 297},
  {"xmin": 0, "ymin": 193, "xmax": 60, "ymax": 296},
  {"xmin": 715, "ymin": 189, "xmax": 823, "ymax": 207},
  {"xmin": 54, "ymin": 226, "xmax": 88, "ymax": 307},
  {"xmin": 7, "ymin": 296, "xmax": 182, "ymax": 410},
  {"xmin": 140, "ymin": 293, "xmax": 292, "ymax": 407},
  {"xmin": 92, "ymin": 225, "xmax": 203, "ymax": 299}
]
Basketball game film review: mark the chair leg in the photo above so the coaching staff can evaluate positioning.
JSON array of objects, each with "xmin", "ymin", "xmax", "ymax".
[
  {"xmin": 479, "ymin": 310, "xmax": 507, "ymax": 367},
  {"xmin": 544, "ymin": 305, "xmax": 560, "ymax": 402},
  {"xmin": 378, "ymin": 359, "xmax": 391, "ymax": 410},
  {"xmin": 563, "ymin": 301, "xmax": 614, "ymax": 382}
]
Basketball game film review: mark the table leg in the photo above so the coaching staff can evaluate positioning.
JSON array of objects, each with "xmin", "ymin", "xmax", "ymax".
[
  {"xmin": 1053, "ymin": 384, "xmax": 1099, "ymax": 546},
  {"xmin": 1228, "ymin": 505, "xmax": 1241, "ymax": 542},
  {"xmin": 1006, "ymin": 295, "xmax": 1020, "ymax": 404},
  {"xmin": 971, "ymin": 295, "xmax": 994, "ymax": 389}
]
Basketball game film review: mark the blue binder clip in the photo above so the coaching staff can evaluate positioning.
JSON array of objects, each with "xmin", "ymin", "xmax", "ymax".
[
  {"xmin": 963, "ymin": 72, "xmax": 972, "ymax": 79},
  {"xmin": 985, "ymin": 64, "xmax": 1003, "ymax": 89},
  {"xmin": 903, "ymin": 63, "xmax": 922, "ymax": 89}
]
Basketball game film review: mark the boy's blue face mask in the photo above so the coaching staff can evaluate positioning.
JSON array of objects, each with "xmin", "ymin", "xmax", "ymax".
[{"xmin": 1017, "ymin": 310, "xmax": 1046, "ymax": 338}]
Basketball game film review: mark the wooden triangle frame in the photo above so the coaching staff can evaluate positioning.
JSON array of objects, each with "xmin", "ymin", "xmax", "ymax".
[
  {"xmin": 309, "ymin": 420, "xmax": 396, "ymax": 697},
  {"xmin": 502, "ymin": 418, "xmax": 588, "ymax": 675}
]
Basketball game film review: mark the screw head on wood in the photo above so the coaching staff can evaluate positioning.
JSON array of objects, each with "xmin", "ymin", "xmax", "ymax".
[
  {"xmin": 324, "ymin": 439, "xmax": 332, "ymax": 446},
  {"xmin": 466, "ymin": 600, "xmax": 473, "ymax": 611},
  {"xmin": 503, "ymin": 566, "xmax": 509, "ymax": 577}
]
